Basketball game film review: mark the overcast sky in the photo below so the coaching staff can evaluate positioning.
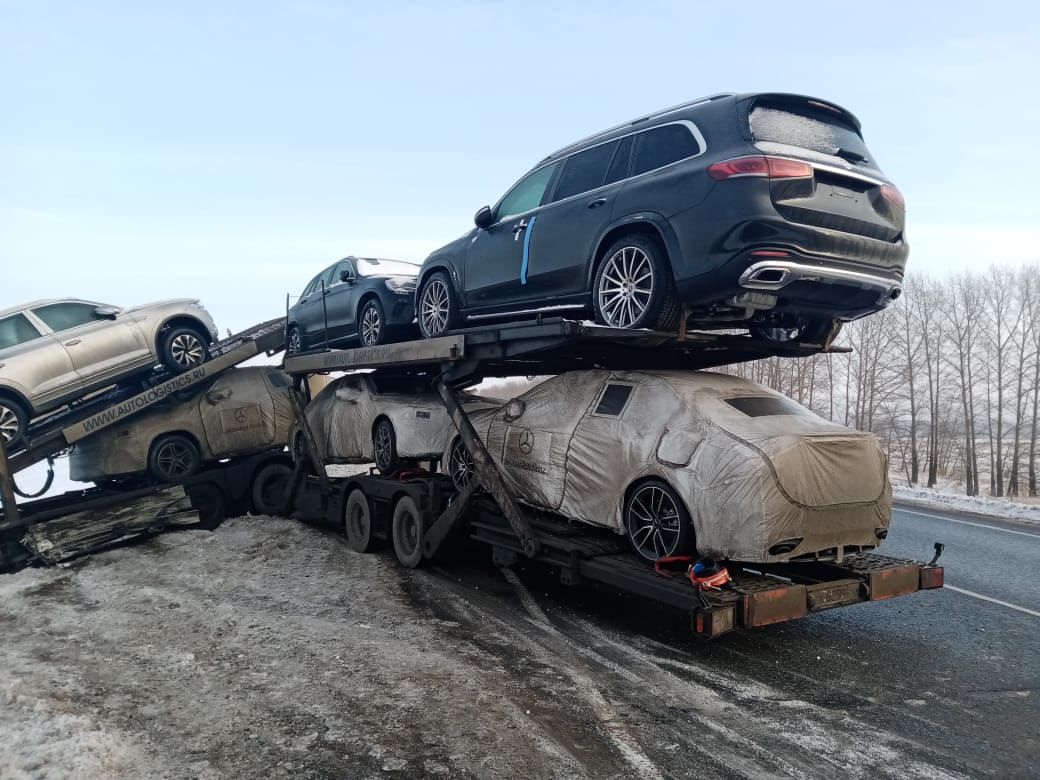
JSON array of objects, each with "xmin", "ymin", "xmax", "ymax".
[{"xmin": 3, "ymin": 0, "xmax": 1038, "ymax": 334}]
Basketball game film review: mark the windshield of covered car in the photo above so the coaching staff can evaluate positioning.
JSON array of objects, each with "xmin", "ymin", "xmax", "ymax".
[
  {"xmin": 355, "ymin": 258, "xmax": 420, "ymax": 278},
  {"xmin": 749, "ymin": 101, "xmax": 875, "ymax": 167}
]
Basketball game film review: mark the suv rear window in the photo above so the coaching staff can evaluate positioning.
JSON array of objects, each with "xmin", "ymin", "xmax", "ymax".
[
  {"xmin": 749, "ymin": 102, "xmax": 872, "ymax": 164},
  {"xmin": 631, "ymin": 124, "xmax": 701, "ymax": 176}
]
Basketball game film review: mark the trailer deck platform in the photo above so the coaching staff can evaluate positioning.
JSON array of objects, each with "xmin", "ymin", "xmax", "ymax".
[
  {"xmin": 282, "ymin": 317, "xmax": 847, "ymax": 385},
  {"xmin": 467, "ymin": 502, "xmax": 944, "ymax": 637}
]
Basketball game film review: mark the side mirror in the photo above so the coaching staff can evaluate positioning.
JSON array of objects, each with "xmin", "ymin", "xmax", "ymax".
[
  {"xmin": 205, "ymin": 389, "xmax": 232, "ymax": 405},
  {"xmin": 334, "ymin": 387, "xmax": 360, "ymax": 404},
  {"xmin": 503, "ymin": 398, "xmax": 526, "ymax": 422},
  {"xmin": 339, "ymin": 269, "xmax": 356, "ymax": 284},
  {"xmin": 93, "ymin": 305, "xmax": 121, "ymax": 320},
  {"xmin": 474, "ymin": 206, "xmax": 494, "ymax": 230}
]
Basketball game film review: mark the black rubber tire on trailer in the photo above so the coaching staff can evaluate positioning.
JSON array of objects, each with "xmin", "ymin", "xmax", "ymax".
[
  {"xmin": 343, "ymin": 488, "xmax": 377, "ymax": 553},
  {"xmin": 148, "ymin": 434, "xmax": 202, "ymax": 482},
  {"xmin": 358, "ymin": 298, "xmax": 387, "ymax": 347},
  {"xmin": 286, "ymin": 325, "xmax": 302, "ymax": 354},
  {"xmin": 160, "ymin": 325, "xmax": 209, "ymax": 373},
  {"xmin": 372, "ymin": 418, "xmax": 399, "ymax": 474},
  {"xmin": 447, "ymin": 437, "xmax": 474, "ymax": 490},
  {"xmin": 593, "ymin": 234, "xmax": 680, "ymax": 331},
  {"xmin": 750, "ymin": 318, "xmax": 841, "ymax": 345},
  {"xmin": 188, "ymin": 482, "xmax": 227, "ymax": 530},
  {"xmin": 0, "ymin": 394, "xmax": 28, "ymax": 449},
  {"xmin": 624, "ymin": 479, "xmax": 695, "ymax": 564},
  {"xmin": 391, "ymin": 495, "xmax": 425, "ymax": 568},
  {"xmin": 250, "ymin": 462, "xmax": 293, "ymax": 516},
  {"xmin": 417, "ymin": 271, "xmax": 460, "ymax": 339}
]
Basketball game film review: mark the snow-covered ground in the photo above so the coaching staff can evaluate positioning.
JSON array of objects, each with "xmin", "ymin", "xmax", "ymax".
[
  {"xmin": 893, "ymin": 484, "xmax": 1040, "ymax": 525},
  {"xmin": 1, "ymin": 514, "xmax": 973, "ymax": 779}
]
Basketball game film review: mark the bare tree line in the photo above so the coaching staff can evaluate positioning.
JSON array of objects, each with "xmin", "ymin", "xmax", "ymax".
[{"xmin": 727, "ymin": 264, "xmax": 1040, "ymax": 498}]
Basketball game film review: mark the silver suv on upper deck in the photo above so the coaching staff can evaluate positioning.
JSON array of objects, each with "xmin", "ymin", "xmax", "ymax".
[{"xmin": 0, "ymin": 298, "xmax": 219, "ymax": 446}]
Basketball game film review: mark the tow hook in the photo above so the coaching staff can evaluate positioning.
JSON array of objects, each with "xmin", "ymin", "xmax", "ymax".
[{"xmin": 928, "ymin": 542, "xmax": 944, "ymax": 567}]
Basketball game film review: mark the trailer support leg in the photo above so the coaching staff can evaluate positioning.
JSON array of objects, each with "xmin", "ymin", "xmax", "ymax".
[
  {"xmin": 0, "ymin": 438, "xmax": 19, "ymax": 529},
  {"xmin": 437, "ymin": 381, "xmax": 539, "ymax": 557}
]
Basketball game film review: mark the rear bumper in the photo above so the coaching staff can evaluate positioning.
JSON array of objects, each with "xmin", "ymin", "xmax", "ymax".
[
  {"xmin": 665, "ymin": 185, "xmax": 908, "ymax": 321},
  {"xmin": 693, "ymin": 556, "xmax": 945, "ymax": 638},
  {"xmin": 739, "ymin": 258, "xmax": 902, "ymax": 306}
]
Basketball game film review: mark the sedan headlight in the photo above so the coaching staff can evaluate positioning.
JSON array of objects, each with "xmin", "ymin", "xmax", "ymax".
[{"xmin": 385, "ymin": 277, "xmax": 417, "ymax": 294}]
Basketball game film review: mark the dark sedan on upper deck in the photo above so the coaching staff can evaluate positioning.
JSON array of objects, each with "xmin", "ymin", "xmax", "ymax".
[{"xmin": 286, "ymin": 256, "xmax": 420, "ymax": 353}]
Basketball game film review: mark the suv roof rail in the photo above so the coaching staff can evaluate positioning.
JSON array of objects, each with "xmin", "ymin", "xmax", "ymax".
[{"xmin": 542, "ymin": 92, "xmax": 734, "ymax": 162}]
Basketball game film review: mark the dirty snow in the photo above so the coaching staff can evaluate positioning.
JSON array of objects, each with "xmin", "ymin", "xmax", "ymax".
[
  {"xmin": 894, "ymin": 485, "xmax": 1040, "ymax": 525},
  {"xmin": 0, "ymin": 515, "xmax": 971, "ymax": 779}
]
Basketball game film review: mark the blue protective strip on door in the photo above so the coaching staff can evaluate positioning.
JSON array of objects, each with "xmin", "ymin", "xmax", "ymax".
[{"xmin": 520, "ymin": 215, "xmax": 537, "ymax": 285}]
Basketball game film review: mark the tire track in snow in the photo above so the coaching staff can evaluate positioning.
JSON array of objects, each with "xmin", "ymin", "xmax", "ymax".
[
  {"xmin": 497, "ymin": 566, "xmax": 663, "ymax": 780},
  {"xmin": 556, "ymin": 612, "xmax": 968, "ymax": 779}
]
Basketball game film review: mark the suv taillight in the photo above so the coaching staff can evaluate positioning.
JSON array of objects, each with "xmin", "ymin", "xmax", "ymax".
[
  {"xmin": 707, "ymin": 155, "xmax": 813, "ymax": 181},
  {"xmin": 881, "ymin": 184, "xmax": 905, "ymax": 210}
]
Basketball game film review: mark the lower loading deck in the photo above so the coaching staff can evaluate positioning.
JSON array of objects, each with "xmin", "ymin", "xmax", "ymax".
[
  {"xmin": 298, "ymin": 473, "xmax": 943, "ymax": 640},
  {"xmin": 467, "ymin": 502, "xmax": 944, "ymax": 638}
]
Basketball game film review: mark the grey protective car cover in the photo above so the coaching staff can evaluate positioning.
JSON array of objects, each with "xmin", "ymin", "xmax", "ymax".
[
  {"xmin": 69, "ymin": 367, "xmax": 293, "ymax": 481},
  {"xmin": 298, "ymin": 375, "xmax": 498, "ymax": 464},
  {"xmin": 451, "ymin": 370, "xmax": 891, "ymax": 563}
]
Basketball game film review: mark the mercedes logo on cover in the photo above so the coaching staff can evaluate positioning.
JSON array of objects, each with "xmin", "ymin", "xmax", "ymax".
[{"xmin": 518, "ymin": 429, "xmax": 534, "ymax": 455}]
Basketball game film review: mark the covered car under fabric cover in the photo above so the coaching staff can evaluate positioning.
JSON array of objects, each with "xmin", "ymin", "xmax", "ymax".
[
  {"xmin": 295, "ymin": 374, "xmax": 498, "ymax": 466},
  {"xmin": 448, "ymin": 370, "xmax": 891, "ymax": 563},
  {"xmin": 69, "ymin": 367, "xmax": 293, "ymax": 482}
]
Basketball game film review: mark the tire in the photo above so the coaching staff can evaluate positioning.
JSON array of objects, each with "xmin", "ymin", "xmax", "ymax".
[
  {"xmin": 286, "ymin": 325, "xmax": 302, "ymax": 354},
  {"xmin": 593, "ymin": 235, "xmax": 680, "ymax": 331},
  {"xmin": 188, "ymin": 482, "xmax": 226, "ymax": 530},
  {"xmin": 0, "ymin": 395, "xmax": 28, "ymax": 449},
  {"xmin": 250, "ymin": 462, "xmax": 293, "ymax": 515},
  {"xmin": 358, "ymin": 298, "xmax": 387, "ymax": 347},
  {"xmin": 624, "ymin": 479, "xmax": 695, "ymax": 563},
  {"xmin": 391, "ymin": 495, "xmax": 425, "ymax": 568},
  {"xmin": 160, "ymin": 325, "xmax": 209, "ymax": 373},
  {"xmin": 148, "ymin": 434, "xmax": 201, "ymax": 482},
  {"xmin": 372, "ymin": 418, "xmax": 398, "ymax": 474},
  {"xmin": 447, "ymin": 437, "xmax": 474, "ymax": 490},
  {"xmin": 750, "ymin": 318, "xmax": 841, "ymax": 346},
  {"xmin": 417, "ymin": 271, "xmax": 459, "ymax": 339},
  {"xmin": 344, "ymin": 488, "xmax": 377, "ymax": 552}
]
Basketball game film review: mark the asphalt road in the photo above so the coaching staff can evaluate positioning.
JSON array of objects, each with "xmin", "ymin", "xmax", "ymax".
[{"xmin": 427, "ymin": 504, "xmax": 1040, "ymax": 778}]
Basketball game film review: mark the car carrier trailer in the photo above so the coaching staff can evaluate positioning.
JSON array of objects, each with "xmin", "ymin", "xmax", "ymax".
[
  {"xmin": 0, "ymin": 317, "xmax": 291, "ymax": 571},
  {"xmin": 280, "ymin": 318, "xmax": 945, "ymax": 638}
]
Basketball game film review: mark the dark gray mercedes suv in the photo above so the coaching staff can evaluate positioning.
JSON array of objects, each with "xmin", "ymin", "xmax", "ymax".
[{"xmin": 416, "ymin": 92, "xmax": 906, "ymax": 343}]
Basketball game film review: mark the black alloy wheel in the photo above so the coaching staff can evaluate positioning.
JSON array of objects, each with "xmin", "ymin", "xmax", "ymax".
[
  {"xmin": 593, "ymin": 235, "xmax": 679, "ymax": 331},
  {"xmin": 624, "ymin": 479, "xmax": 694, "ymax": 563},
  {"xmin": 417, "ymin": 271, "xmax": 458, "ymax": 339},
  {"xmin": 148, "ymin": 434, "xmax": 201, "ymax": 482},
  {"xmin": 372, "ymin": 418, "xmax": 399, "ymax": 474},
  {"xmin": 286, "ymin": 326, "xmax": 302, "ymax": 354},
  {"xmin": 447, "ymin": 437, "xmax": 474, "ymax": 490},
  {"xmin": 161, "ymin": 326, "xmax": 208, "ymax": 372},
  {"xmin": 359, "ymin": 299, "xmax": 386, "ymax": 347},
  {"xmin": 0, "ymin": 396, "xmax": 27, "ymax": 448}
]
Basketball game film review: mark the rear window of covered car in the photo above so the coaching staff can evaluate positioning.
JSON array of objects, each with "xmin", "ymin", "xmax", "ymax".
[
  {"xmin": 749, "ymin": 100, "xmax": 873, "ymax": 165},
  {"xmin": 725, "ymin": 395, "xmax": 810, "ymax": 417}
]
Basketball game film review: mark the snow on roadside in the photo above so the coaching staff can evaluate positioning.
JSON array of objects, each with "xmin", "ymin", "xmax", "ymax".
[{"xmin": 893, "ymin": 485, "xmax": 1040, "ymax": 525}]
